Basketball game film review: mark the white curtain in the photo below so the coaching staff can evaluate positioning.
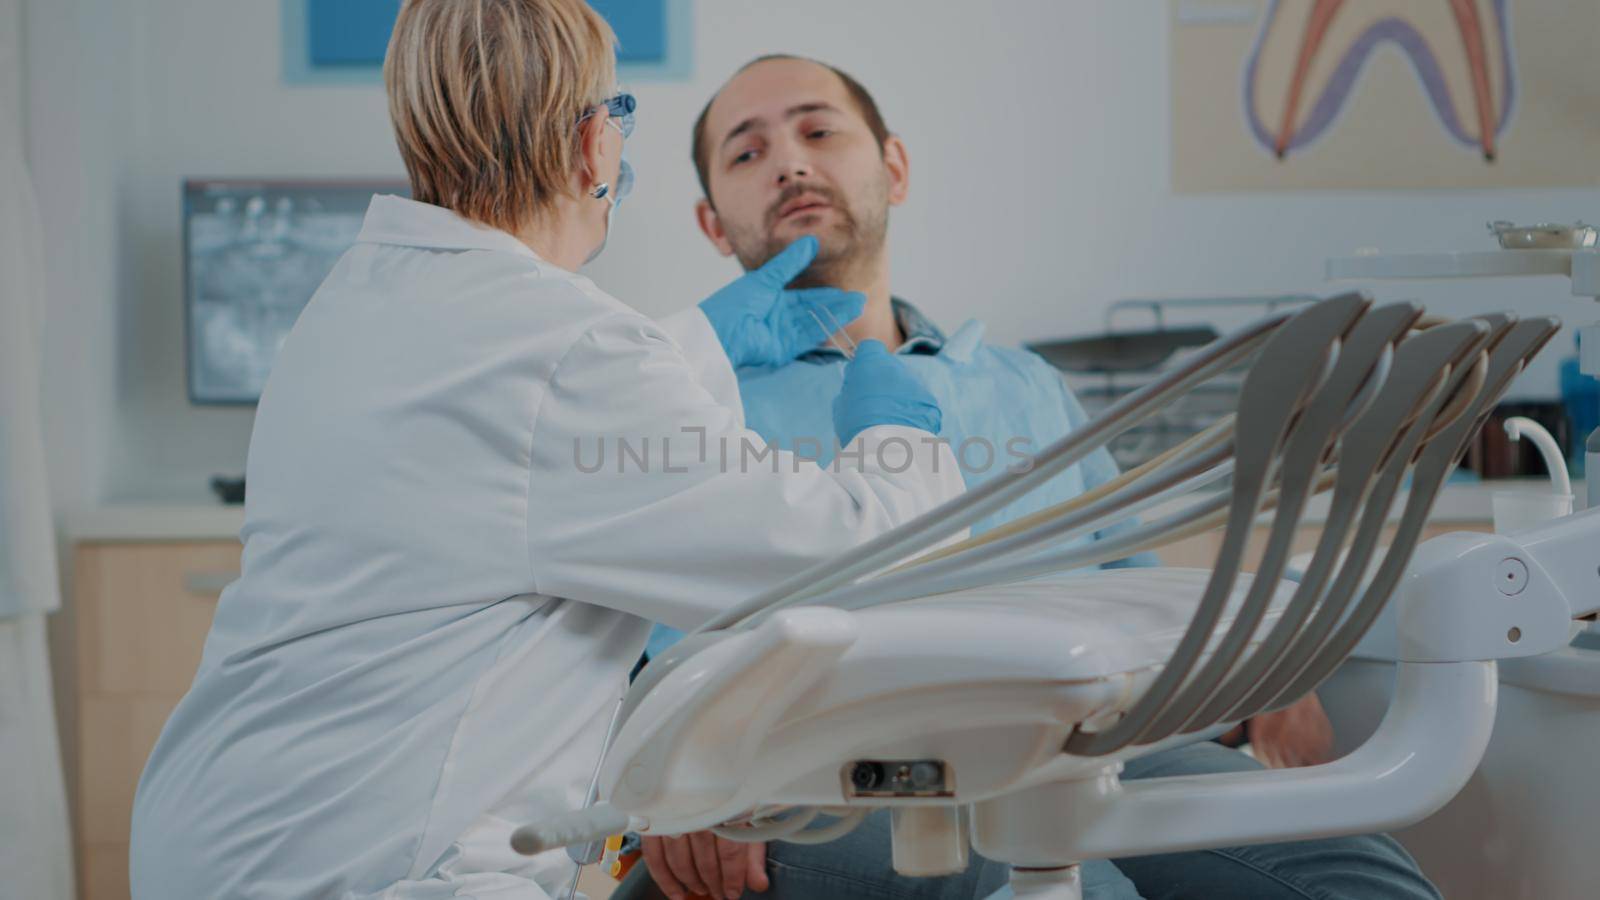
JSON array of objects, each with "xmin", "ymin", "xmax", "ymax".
[{"xmin": 0, "ymin": 0, "xmax": 76, "ymax": 895}]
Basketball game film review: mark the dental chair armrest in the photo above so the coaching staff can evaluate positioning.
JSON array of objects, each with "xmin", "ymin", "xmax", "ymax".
[{"xmin": 973, "ymin": 661, "xmax": 1495, "ymax": 865}]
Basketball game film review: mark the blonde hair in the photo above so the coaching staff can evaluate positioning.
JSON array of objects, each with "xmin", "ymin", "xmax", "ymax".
[{"xmin": 384, "ymin": 0, "xmax": 617, "ymax": 231}]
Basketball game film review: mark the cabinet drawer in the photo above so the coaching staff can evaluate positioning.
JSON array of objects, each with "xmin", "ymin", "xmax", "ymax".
[
  {"xmin": 78, "ymin": 694, "xmax": 180, "ymax": 846},
  {"xmin": 80, "ymin": 841, "xmax": 131, "ymax": 900},
  {"xmin": 72, "ymin": 540, "xmax": 238, "ymax": 900},
  {"xmin": 74, "ymin": 541, "xmax": 240, "ymax": 695}
]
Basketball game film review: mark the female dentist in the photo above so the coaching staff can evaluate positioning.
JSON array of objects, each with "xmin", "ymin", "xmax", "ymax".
[{"xmin": 128, "ymin": 1, "xmax": 962, "ymax": 897}]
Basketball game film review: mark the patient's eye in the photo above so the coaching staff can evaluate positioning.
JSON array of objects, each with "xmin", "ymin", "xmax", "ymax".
[
  {"xmin": 731, "ymin": 147, "xmax": 759, "ymax": 166},
  {"xmin": 808, "ymin": 129, "xmax": 834, "ymax": 140}
]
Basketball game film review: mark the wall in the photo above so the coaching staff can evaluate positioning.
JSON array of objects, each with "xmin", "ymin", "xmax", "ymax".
[
  {"xmin": 26, "ymin": 0, "xmax": 123, "ymax": 515},
  {"xmin": 26, "ymin": 0, "xmax": 1600, "ymax": 509}
]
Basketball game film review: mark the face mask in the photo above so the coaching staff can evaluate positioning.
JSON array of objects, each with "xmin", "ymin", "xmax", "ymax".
[
  {"xmin": 584, "ymin": 128, "xmax": 635, "ymax": 265},
  {"xmin": 614, "ymin": 152, "xmax": 635, "ymax": 206}
]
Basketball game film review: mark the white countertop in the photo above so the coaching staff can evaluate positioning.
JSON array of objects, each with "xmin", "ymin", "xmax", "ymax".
[
  {"xmin": 66, "ymin": 504, "xmax": 246, "ymax": 542},
  {"xmin": 64, "ymin": 479, "xmax": 1577, "ymax": 543}
]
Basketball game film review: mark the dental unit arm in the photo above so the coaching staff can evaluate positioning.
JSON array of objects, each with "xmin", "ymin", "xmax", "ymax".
[{"xmin": 513, "ymin": 296, "xmax": 1579, "ymax": 900}]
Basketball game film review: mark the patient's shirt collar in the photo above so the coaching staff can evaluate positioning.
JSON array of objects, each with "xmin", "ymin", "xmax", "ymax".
[{"xmin": 802, "ymin": 297, "xmax": 964, "ymax": 360}]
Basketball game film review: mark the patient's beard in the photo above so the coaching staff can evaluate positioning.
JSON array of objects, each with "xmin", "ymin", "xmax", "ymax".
[{"xmin": 730, "ymin": 179, "xmax": 889, "ymax": 291}]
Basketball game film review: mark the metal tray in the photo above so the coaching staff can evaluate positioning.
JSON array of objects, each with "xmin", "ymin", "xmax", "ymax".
[
  {"xmin": 1487, "ymin": 220, "xmax": 1598, "ymax": 250},
  {"xmin": 1027, "ymin": 326, "xmax": 1218, "ymax": 374}
]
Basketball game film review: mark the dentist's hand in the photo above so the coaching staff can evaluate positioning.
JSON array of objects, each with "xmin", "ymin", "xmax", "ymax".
[
  {"xmin": 641, "ymin": 833, "xmax": 769, "ymax": 900},
  {"xmin": 699, "ymin": 235, "xmax": 866, "ymax": 369},
  {"xmin": 832, "ymin": 340, "xmax": 943, "ymax": 445}
]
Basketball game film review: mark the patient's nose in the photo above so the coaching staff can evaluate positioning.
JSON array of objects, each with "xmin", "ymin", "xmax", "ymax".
[{"xmin": 776, "ymin": 163, "xmax": 811, "ymax": 185}]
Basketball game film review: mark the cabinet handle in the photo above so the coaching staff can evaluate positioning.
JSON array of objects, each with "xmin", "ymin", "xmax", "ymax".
[{"xmin": 183, "ymin": 571, "xmax": 239, "ymax": 597}]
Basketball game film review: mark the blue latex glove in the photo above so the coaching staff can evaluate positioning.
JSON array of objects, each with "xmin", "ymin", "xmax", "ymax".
[
  {"xmin": 832, "ymin": 340, "xmax": 943, "ymax": 445},
  {"xmin": 698, "ymin": 236, "xmax": 867, "ymax": 368}
]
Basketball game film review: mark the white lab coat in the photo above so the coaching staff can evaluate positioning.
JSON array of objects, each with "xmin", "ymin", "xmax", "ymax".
[
  {"xmin": 0, "ymin": 615, "xmax": 74, "ymax": 900},
  {"xmin": 0, "ymin": 0, "xmax": 61, "ymax": 621},
  {"xmin": 0, "ymin": 0, "xmax": 74, "ymax": 894},
  {"xmin": 129, "ymin": 195, "xmax": 964, "ymax": 900}
]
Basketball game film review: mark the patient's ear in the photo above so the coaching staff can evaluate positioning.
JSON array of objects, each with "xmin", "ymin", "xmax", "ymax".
[
  {"xmin": 884, "ymin": 135, "xmax": 910, "ymax": 207},
  {"xmin": 695, "ymin": 199, "xmax": 736, "ymax": 257}
]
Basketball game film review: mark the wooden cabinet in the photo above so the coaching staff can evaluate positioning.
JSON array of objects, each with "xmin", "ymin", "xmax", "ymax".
[
  {"xmin": 71, "ymin": 540, "xmax": 240, "ymax": 900},
  {"xmin": 60, "ymin": 534, "xmax": 633, "ymax": 900}
]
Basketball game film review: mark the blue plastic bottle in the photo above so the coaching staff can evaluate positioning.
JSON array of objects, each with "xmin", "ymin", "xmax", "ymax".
[{"xmin": 1559, "ymin": 333, "xmax": 1599, "ymax": 477}]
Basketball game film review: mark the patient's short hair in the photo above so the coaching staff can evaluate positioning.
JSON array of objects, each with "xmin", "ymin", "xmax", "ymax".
[
  {"xmin": 692, "ymin": 55, "xmax": 891, "ymax": 204},
  {"xmin": 385, "ymin": 0, "xmax": 617, "ymax": 231}
]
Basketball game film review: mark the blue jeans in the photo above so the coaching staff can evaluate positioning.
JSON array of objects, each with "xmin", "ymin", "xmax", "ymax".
[{"xmin": 613, "ymin": 741, "xmax": 1439, "ymax": 900}]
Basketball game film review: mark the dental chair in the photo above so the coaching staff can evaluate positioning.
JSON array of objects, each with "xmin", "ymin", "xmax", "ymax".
[{"xmin": 514, "ymin": 295, "xmax": 1594, "ymax": 899}]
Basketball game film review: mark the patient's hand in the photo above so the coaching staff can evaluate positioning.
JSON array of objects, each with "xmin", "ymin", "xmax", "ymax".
[
  {"xmin": 1249, "ymin": 693, "xmax": 1334, "ymax": 769},
  {"xmin": 641, "ymin": 832, "xmax": 769, "ymax": 900}
]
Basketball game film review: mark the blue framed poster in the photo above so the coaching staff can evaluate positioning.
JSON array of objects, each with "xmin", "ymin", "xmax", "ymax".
[{"xmin": 283, "ymin": 0, "xmax": 692, "ymax": 84}]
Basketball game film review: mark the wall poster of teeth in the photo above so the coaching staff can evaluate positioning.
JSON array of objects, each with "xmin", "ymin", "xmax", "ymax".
[{"xmin": 1169, "ymin": 0, "xmax": 1600, "ymax": 191}]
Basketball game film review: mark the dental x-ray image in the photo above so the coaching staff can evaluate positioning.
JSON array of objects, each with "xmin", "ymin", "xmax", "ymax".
[{"xmin": 184, "ymin": 179, "xmax": 406, "ymax": 403}]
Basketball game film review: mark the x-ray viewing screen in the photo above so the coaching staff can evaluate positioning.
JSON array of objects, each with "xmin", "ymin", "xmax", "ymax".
[{"xmin": 184, "ymin": 179, "xmax": 406, "ymax": 404}]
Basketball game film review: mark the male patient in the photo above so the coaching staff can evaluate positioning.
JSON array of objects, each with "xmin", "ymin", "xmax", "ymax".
[{"xmin": 622, "ymin": 56, "xmax": 1439, "ymax": 900}]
